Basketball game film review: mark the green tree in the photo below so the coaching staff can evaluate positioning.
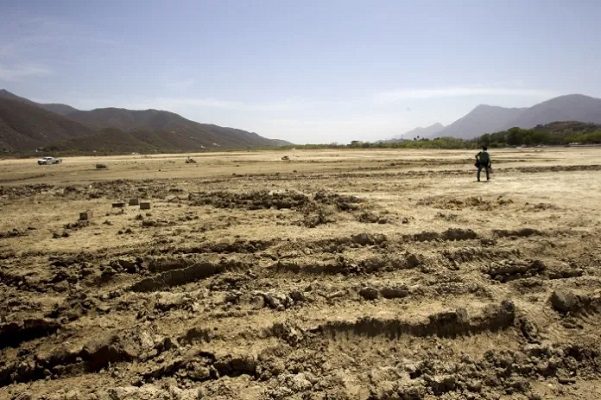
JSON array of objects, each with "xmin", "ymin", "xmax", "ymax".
[{"xmin": 506, "ymin": 127, "xmax": 523, "ymax": 146}]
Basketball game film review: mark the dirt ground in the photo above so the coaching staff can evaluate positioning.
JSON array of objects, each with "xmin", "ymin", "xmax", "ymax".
[{"xmin": 1, "ymin": 147, "xmax": 600, "ymax": 400}]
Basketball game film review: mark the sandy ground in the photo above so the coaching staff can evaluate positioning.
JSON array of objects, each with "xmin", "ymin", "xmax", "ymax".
[{"xmin": 1, "ymin": 147, "xmax": 600, "ymax": 399}]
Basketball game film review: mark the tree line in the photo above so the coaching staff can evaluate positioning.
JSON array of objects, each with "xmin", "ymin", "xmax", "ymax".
[{"xmin": 280, "ymin": 122, "xmax": 601, "ymax": 150}]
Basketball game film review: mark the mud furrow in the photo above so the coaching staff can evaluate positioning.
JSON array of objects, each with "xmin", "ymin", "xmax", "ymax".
[
  {"xmin": 309, "ymin": 300, "xmax": 515, "ymax": 339},
  {"xmin": 0, "ymin": 319, "xmax": 60, "ymax": 350},
  {"xmin": 129, "ymin": 260, "xmax": 249, "ymax": 292}
]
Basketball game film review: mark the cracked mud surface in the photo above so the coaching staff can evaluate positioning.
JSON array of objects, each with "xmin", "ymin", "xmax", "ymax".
[{"xmin": 1, "ymin": 148, "xmax": 601, "ymax": 399}]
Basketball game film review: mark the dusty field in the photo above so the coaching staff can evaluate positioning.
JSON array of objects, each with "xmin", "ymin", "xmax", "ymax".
[{"xmin": 1, "ymin": 148, "xmax": 601, "ymax": 400}]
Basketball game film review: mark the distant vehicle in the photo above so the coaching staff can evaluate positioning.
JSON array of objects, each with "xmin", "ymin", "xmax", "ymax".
[{"xmin": 37, "ymin": 156, "xmax": 62, "ymax": 165}]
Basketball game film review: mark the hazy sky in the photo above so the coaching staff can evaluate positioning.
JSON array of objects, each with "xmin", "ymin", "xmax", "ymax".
[{"xmin": 1, "ymin": 0, "xmax": 600, "ymax": 143}]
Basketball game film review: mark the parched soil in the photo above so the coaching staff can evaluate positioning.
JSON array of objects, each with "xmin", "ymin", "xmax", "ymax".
[{"xmin": 1, "ymin": 148, "xmax": 601, "ymax": 399}]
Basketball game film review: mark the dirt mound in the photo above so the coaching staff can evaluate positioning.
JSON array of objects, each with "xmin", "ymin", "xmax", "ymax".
[
  {"xmin": 0, "ymin": 228, "xmax": 27, "ymax": 239},
  {"xmin": 298, "ymin": 202, "xmax": 337, "ymax": 228},
  {"xmin": 358, "ymin": 285, "xmax": 410, "ymax": 300},
  {"xmin": 550, "ymin": 290, "xmax": 601, "ymax": 315},
  {"xmin": 313, "ymin": 190, "xmax": 362, "ymax": 211},
  {"xmin": 189, "ymin": 190, "xmax": 310, "ymax": 210},
  {"xmin": 417, "ymin": 195, "xmax": 505, "ymax": 211},
  {"xmin": 0, "ymin": 184, "xmax": 54, "ymax": 199},
  {"xmin": 355, "ymin": 210, "xmax": 389, "ymax": 224},
  {"xmin": 485, "ymin": 259, "xmax": 546, "ymax": 282},
  {"xmin": 485, "ymin": 259, "xmax": 584, "ymax": 283},
  {"xmin": 82, "ymin": 334, "xmax": 138, "ymax": 372},
  {"xmin": 404, "ymin": 228, "xmax": 478, "ymax": 242},
  {"xmin": 493, "ymin": 227, "xmax": 542, "ymax": 238}
]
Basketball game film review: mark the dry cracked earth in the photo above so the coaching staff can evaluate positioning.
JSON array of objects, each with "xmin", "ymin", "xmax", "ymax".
[{"xmin": 1, "ymin": 148, "xmax": 601, "ymax": 400}]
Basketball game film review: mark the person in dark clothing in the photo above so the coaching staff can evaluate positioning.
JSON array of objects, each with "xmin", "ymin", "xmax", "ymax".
[{"xmin": 475, "ymin": 146, "xmax": 491, "ymax": 182}]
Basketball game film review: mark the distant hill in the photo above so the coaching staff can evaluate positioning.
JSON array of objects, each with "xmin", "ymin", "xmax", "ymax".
[
  {"xmin": 39, "ymin": 103, "xmax": 80, "ymax": 115},
  {"xmin": 0, "ymin": 89, "xmax": 37, "ymax": 104},
  {"xmin": 506, "ymin": 94, "xmax": 601, "ymax": 130},
  {"xmin": 437, "ymin": 105, "xmax": 526, "ymax": 139},
  {"xmin": 67, "ymin": 108, "xmax": 197, "ymax": 131},
  {"xmin": 398, "ymin": 94, "xmax": 601, "ymax": 140},
  {"xmin": 0, "ymin": 89, "xmax": 289, "ymax": 153},
  {"xmin": 393, "ymin": 123, "xmax": 444, "ymax": 140},
  {"xmin": 0, "ymin": 89, "xmax": 79, "ymax": 115},
  {"xmin": 0, "ymin": 97, "xmax": 95, "ymax": 152},
  {"xmin": 64, "ymin": 108, "xmax": 285, "ymax": 149},
  {"xmin": 57, "ymin": 123, "xmax": 290, "ymax": 153}
]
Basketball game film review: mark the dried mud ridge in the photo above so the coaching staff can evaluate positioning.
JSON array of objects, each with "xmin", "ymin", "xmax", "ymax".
[
  {"xmin": 189, "ymin": 189, "xmax": 373, "ymax": 227},
  {"xmin": 0, "ymin": 319, "xmax": 60, "ymax": 350},
  {"xmin": 129, "ymin": 259, "xmax": 250, "ymax": 292},
  {"xmin": 263, "ymin": 163, "xmax": 601, "ymax": 182},
  {"xmin": 3, "ymin": 292, "xmax": 597, "ymax": 398},
  {"xmin": 309, "ymin": 300, "xmax": 516, "ymax": 339},
  {"xmin": 484, "ymin": 259, "xmax": 584, "ymax": 283},
  {"xmin": 2, "ymin": 178, "xmax": 601, "ymax": 399}
]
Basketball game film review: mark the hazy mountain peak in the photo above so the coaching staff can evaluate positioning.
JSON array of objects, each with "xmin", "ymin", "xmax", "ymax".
[
  {"xmin": 0, "ymin": 88, "xmax": 79, "ymax": 115},
  {"xmin": 394, "ymin": 93, "xmax": 601, "ymax": 140},
  {"xmin": 427, "ymin": 122, "xmax": 444, "ymax": 129},
  {"xmin": 546, "ymin": 93, "xmax": 593, "ymax": 100},
  {"xmin": 471, "ymin": 103, "xmax": 526, "ymax": 112},
  {"xmin": 439, "ymin": 94, "xmax": 601, "ymax": 139},
  {"xmin": 396, "ymin": 122, "xmax": 445, "ymax": 140},
  {"xmin": 0, "ymin": 89, "xmax": 33, "ymax": 103},
  {"xmin": 506, "ymin": 93, "xmax": 601, "ymax": 131},
  {"xmin": 473, "ymin": 104, "xmax": 498, "ymax": 109}
]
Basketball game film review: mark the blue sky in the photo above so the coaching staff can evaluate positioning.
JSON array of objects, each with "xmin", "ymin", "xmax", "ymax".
[{"xmin": 1, "ymin": 0, "xmax": 600, "ymax": 143}]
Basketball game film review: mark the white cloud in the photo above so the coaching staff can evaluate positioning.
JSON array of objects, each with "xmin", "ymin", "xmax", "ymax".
[
  {"xmin": 374, "ymin": 86, "xmax": 557, "ymax": 103},
  {"xmin": 0, "ymin": 63, "xmax": 51, "ymax": 81}
]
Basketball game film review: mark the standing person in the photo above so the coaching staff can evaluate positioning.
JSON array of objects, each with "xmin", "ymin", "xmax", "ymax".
[{"xmin": 475, "ymin": 146, "xmax": 491, "ymax": 182}]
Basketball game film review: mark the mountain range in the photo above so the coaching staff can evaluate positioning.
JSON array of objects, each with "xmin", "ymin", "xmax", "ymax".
[
  {"xmin": 0, "ymin": 89, "xmax": 289, "ymax": 153},
  {"xmin": 396, "ymin": 94, "xmax": 601, "ymax": 140},
  {"xmin": 4, "ymin": 89, "xmax": 600, "ymax": 152}
]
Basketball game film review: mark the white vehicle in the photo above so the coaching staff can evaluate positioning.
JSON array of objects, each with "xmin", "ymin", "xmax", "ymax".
[{"xmin": 37, "ymin": 156, "xmax": 62, "ymax": 165}]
